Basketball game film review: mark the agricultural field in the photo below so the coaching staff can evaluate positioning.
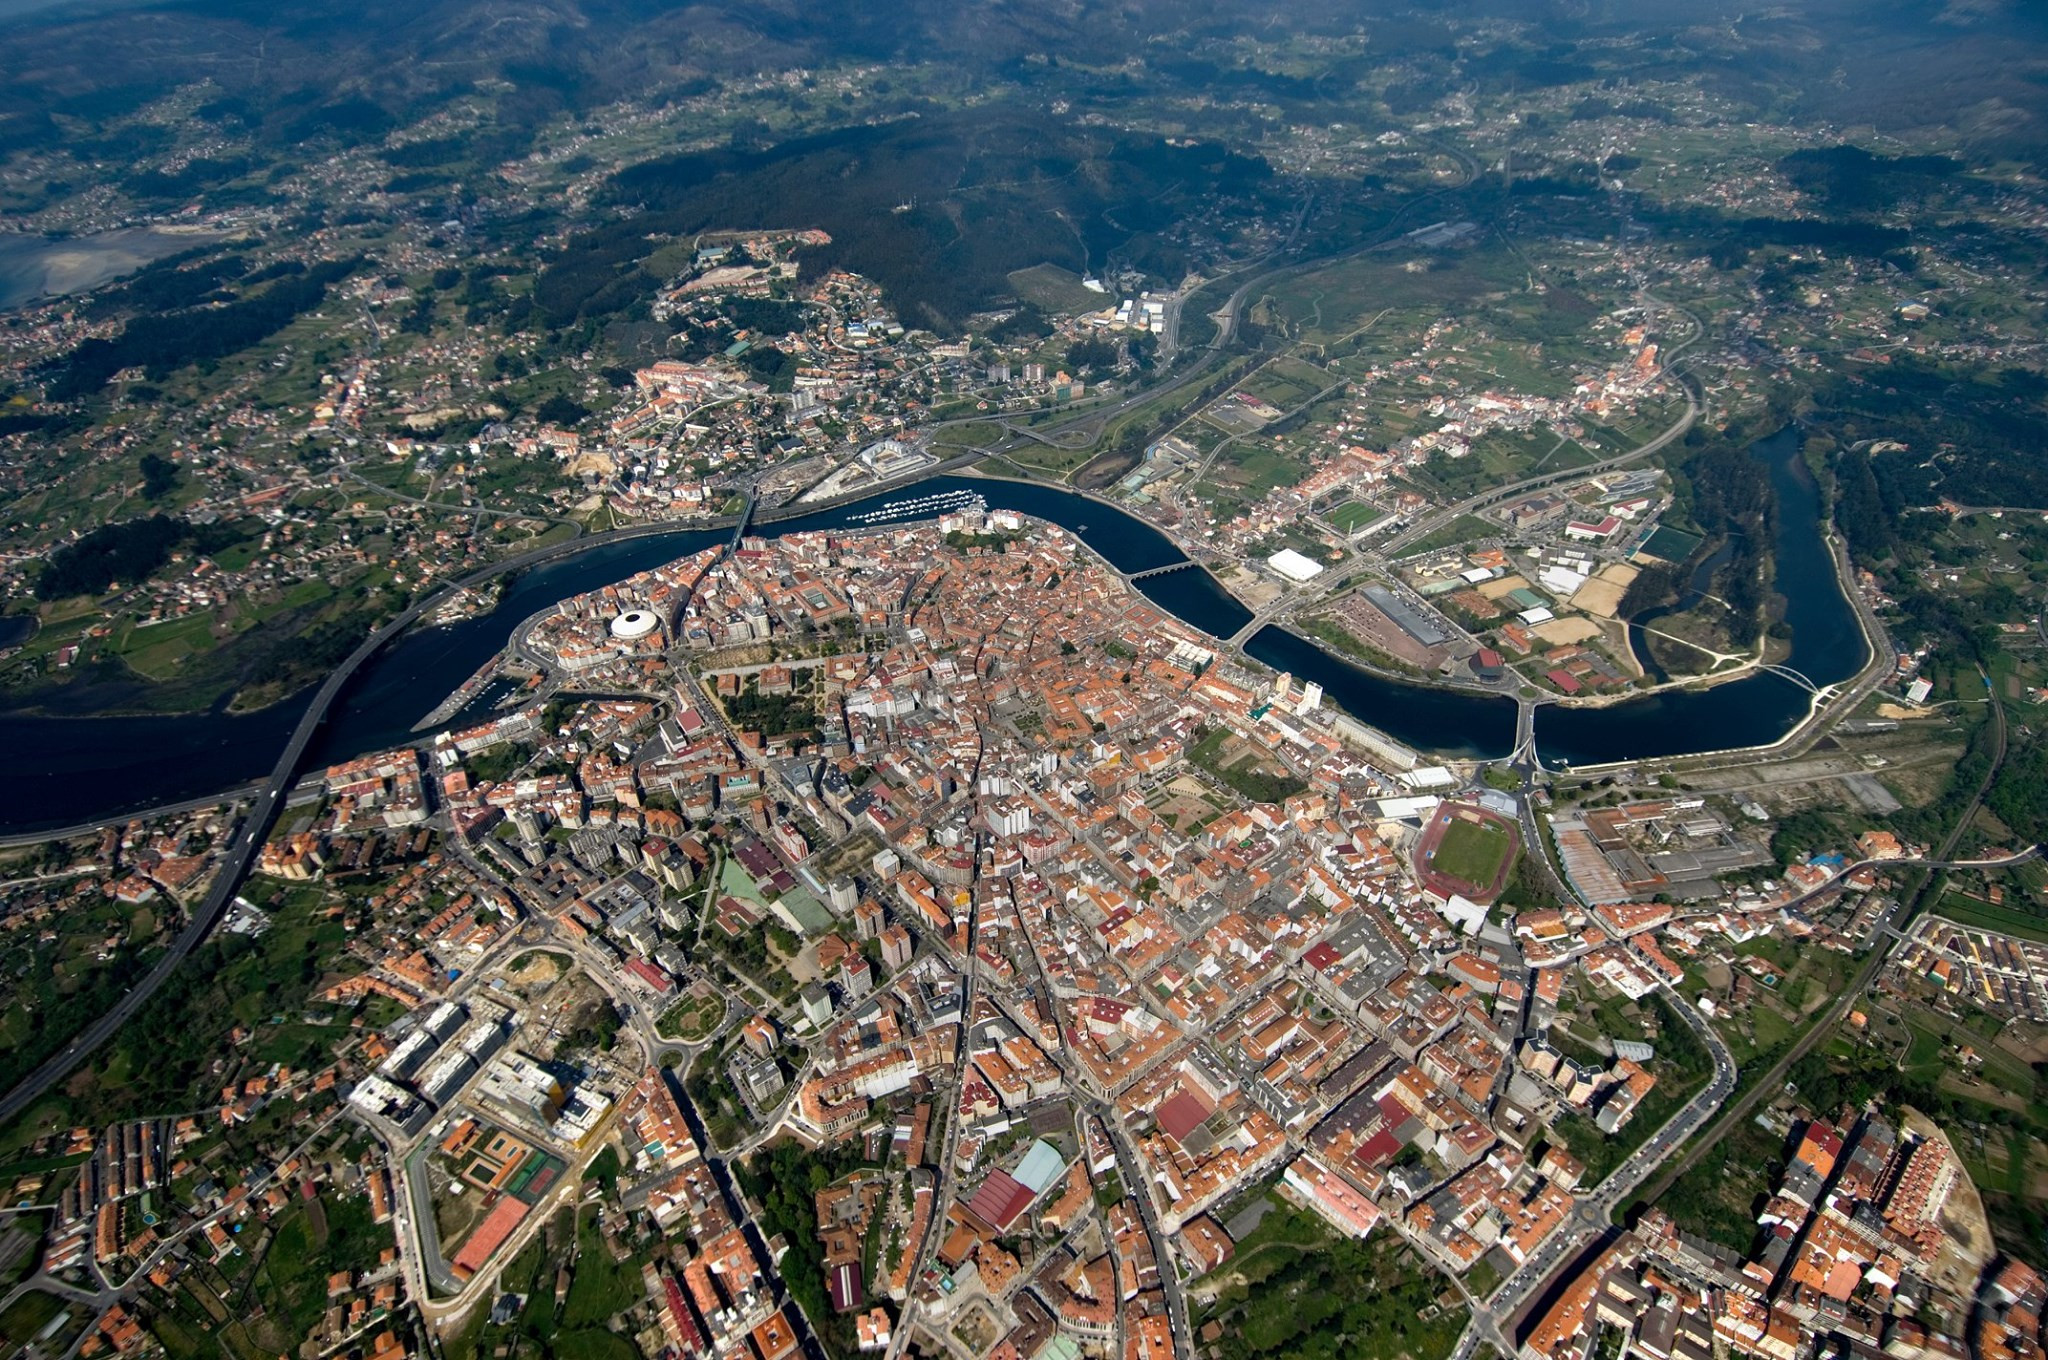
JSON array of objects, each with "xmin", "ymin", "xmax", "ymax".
[
  {"xmin": 1419, "ymin": 429, "xmax": 1596, "ymax": 501},
  {"xmin": 1580, "ymin": 396, "xmax": 1689, "ymax": 456},
  {"xmin": 1930, "ymin": 893, "xmax": 2048, "ymax": 945},
  {"xmin": 1006, "ymin": 263, "xmax": 1107, "ymax": 315},
  {"xmin": 1237, "ymin": 355, "xmax": 1336, "ymax": 413},
  {"xmin": 1396, "ymin": 514, "xmax": 1499, "ymax": 558},
  {"xmin": 0, "ymin": 1289, "xmax": 67, "ymax": 1347},
  {"xmin": 1264, "ymin": 249, "xmax": 1527, "ymax": 348},
  {"xmin": 110, "ymin": 611, "xmax": 232, "ymax": 681},
  {"xmin": 1730, "ymin": 935, "xmax": 1858, "ymax": 1022},
  {"xmin": 1192, "ymin": 440, "xmax": 1320, "ymax": 519}
]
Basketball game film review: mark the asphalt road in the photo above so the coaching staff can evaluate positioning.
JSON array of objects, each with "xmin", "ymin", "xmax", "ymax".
[
  {"xmin": 0, "ymin": 775, "xmax": 267, "ymax": 1121},
  {"xmin": 0, "ymin": 494, "xmax": 736, "ymax": 1122},
  {"xmin": 1449, "ymin": 962, "xmax": 1737, "ymax": 1360},
  {"xmin": 1633, "ymin": 673, "xmax": 2011, "ymax": 1210},
  {"xmin": 0, "ymin": 449, "xmax": 1011, "ymax": 1123},
  {"xmin": 0, "ymin": 525, "xmax": 545, "ymax": 1125},
  {"xmin": 0, "ymin": 781, "xmax": 267, "ymax": 849},
  {"xmin": 1380, "ymin": 297, "xmax": 1705, "ymax": 558},
  {"xmin": 0, "ymin": 181, "xmax": 1335, "ymax": 1123}
]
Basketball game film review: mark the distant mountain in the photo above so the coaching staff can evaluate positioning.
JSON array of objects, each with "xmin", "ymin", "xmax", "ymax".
[{"xmin": 5, "ymin": 0, "xmax": 2047, "ymax": 162}]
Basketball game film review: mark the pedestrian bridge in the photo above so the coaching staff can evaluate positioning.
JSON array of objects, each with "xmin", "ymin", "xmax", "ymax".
[{"xmin": 1759, "ymin": 663, "xmax": 1824, "ymax": 696}]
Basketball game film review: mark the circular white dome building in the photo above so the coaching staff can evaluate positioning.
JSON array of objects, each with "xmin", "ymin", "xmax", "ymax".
[{"xmin": 610, "ymin": 610, "xmax": 659, "ymax": 641}]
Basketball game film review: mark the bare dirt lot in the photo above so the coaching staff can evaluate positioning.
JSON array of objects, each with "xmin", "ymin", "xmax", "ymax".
[
  {"xmin": 1569, "ymin": 563, "xmax": 1638, "ymax": 619},
  {"xmin": 1477, "ymin": 574, "xmax": 1531, "ymax": 600},
  {"xmin": 1218, "ymin": 566, "xmax": 1284, "ymax": 611},
  {"xmin": 1530, "ymin": 616, "xmax": 1604, "ymax": 647},
  {"xmin": 1903, "ymin": 1108, "xmax": 1995, "ymax": 1292}
]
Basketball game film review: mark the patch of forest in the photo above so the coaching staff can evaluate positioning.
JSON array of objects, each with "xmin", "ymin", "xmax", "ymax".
[
  {"xmin": 1777, "ymin": 145, "xmax": 1968, "ymax": 214},
  {"xmin": 1814, "ymin": 361, "xmax": 2048, "ymax": 514},
  {"xmin": 1632, "ymin": 201, "xmax": 1911, "ymax": 270},
  {"xmin": 34, "ymin": 515, "xmax": 256, "ymax": 600},
  {"xmin": 1831, "ymin": 444, "xmax": 2043, "ymax": 669},
  {"xmin": 1622, "ymin": 430, "xmax": 1774, "ymax": 639},
  {"xmin": 49, "ymin": 259, "xmax": 358, "ymax": 401},
  {"xmin": 82, "ymin": 246, "xmax": 251, "ymax": 317},
  {"xmin": 549, "ymin": 108, "xmax": 1279, "ymax": 333}
]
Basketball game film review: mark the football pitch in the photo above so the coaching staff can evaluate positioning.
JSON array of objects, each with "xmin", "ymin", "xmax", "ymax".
[
  {"xmin": 1429, "ymin": 817, "xmax": 1514, "ymax": 888},
  {"xmin": 1327, "ymin": 499, "xmax": 1385, "ymax": 534}
]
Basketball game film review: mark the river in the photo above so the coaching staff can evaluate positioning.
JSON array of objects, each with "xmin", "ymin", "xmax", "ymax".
[
  {"xmin": 0, "ymin": 429, "xmax": 1865, "ymax": 831},
  {"xmin": 1540, "ymin": 426, "xmax": 1867, "ymax": 766}
]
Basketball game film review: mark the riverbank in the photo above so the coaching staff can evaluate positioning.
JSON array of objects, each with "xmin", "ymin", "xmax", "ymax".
[
  {"xmin": 0, "ymin": 430, "xmax": 1878, "ymax": 831},
  {"xmin": 1563, "ymin": 525, "xmax": 1891, "ymax": 776},
  {"xmin": 0, "ymin": 665, "xmax": 333, "ymax": 722},
  {"xmin": 963, "ymin": 436, "xmax": 1834, "ymax": 720}
]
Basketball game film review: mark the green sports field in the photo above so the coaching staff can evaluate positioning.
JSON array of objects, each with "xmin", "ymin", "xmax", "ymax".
[
  {"xmin": 1429, "ymin": 817, "xmax": 1514, "ymax": 888},
  {"xmin": 1326, "ymin": 499, "xmax": 1385, "ymax": 534}
]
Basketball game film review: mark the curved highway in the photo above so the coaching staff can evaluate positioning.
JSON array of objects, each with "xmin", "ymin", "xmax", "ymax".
[
  {"xmin": 0, "ymin": 250, "xmax": 1279, "ymax": 1122},
  {"xmin": 0, "ymin": 221, "xmax": 1721, "ymax": 1125},
  {"xmin": 0, "ymin": 578, "xmax": 460, "ymax": 1122},
  {"xmin": 0, "ymin": 454, "xmax": 972, "ymax": 1122},
  {"xmin": 0, "ymin": 782, "xmax": 268, "ymax": 850}
]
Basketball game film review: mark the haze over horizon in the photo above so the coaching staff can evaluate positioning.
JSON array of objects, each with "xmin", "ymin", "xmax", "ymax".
[{"xmin": 2, "ymin": 7, "xmax": 2048, "ymax": 1360}]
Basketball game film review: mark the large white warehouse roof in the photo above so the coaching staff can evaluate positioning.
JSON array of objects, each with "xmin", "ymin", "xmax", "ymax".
[{"xmin": 1267, "ymin": 548, "xmax": 1326, "ymax": 582}]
